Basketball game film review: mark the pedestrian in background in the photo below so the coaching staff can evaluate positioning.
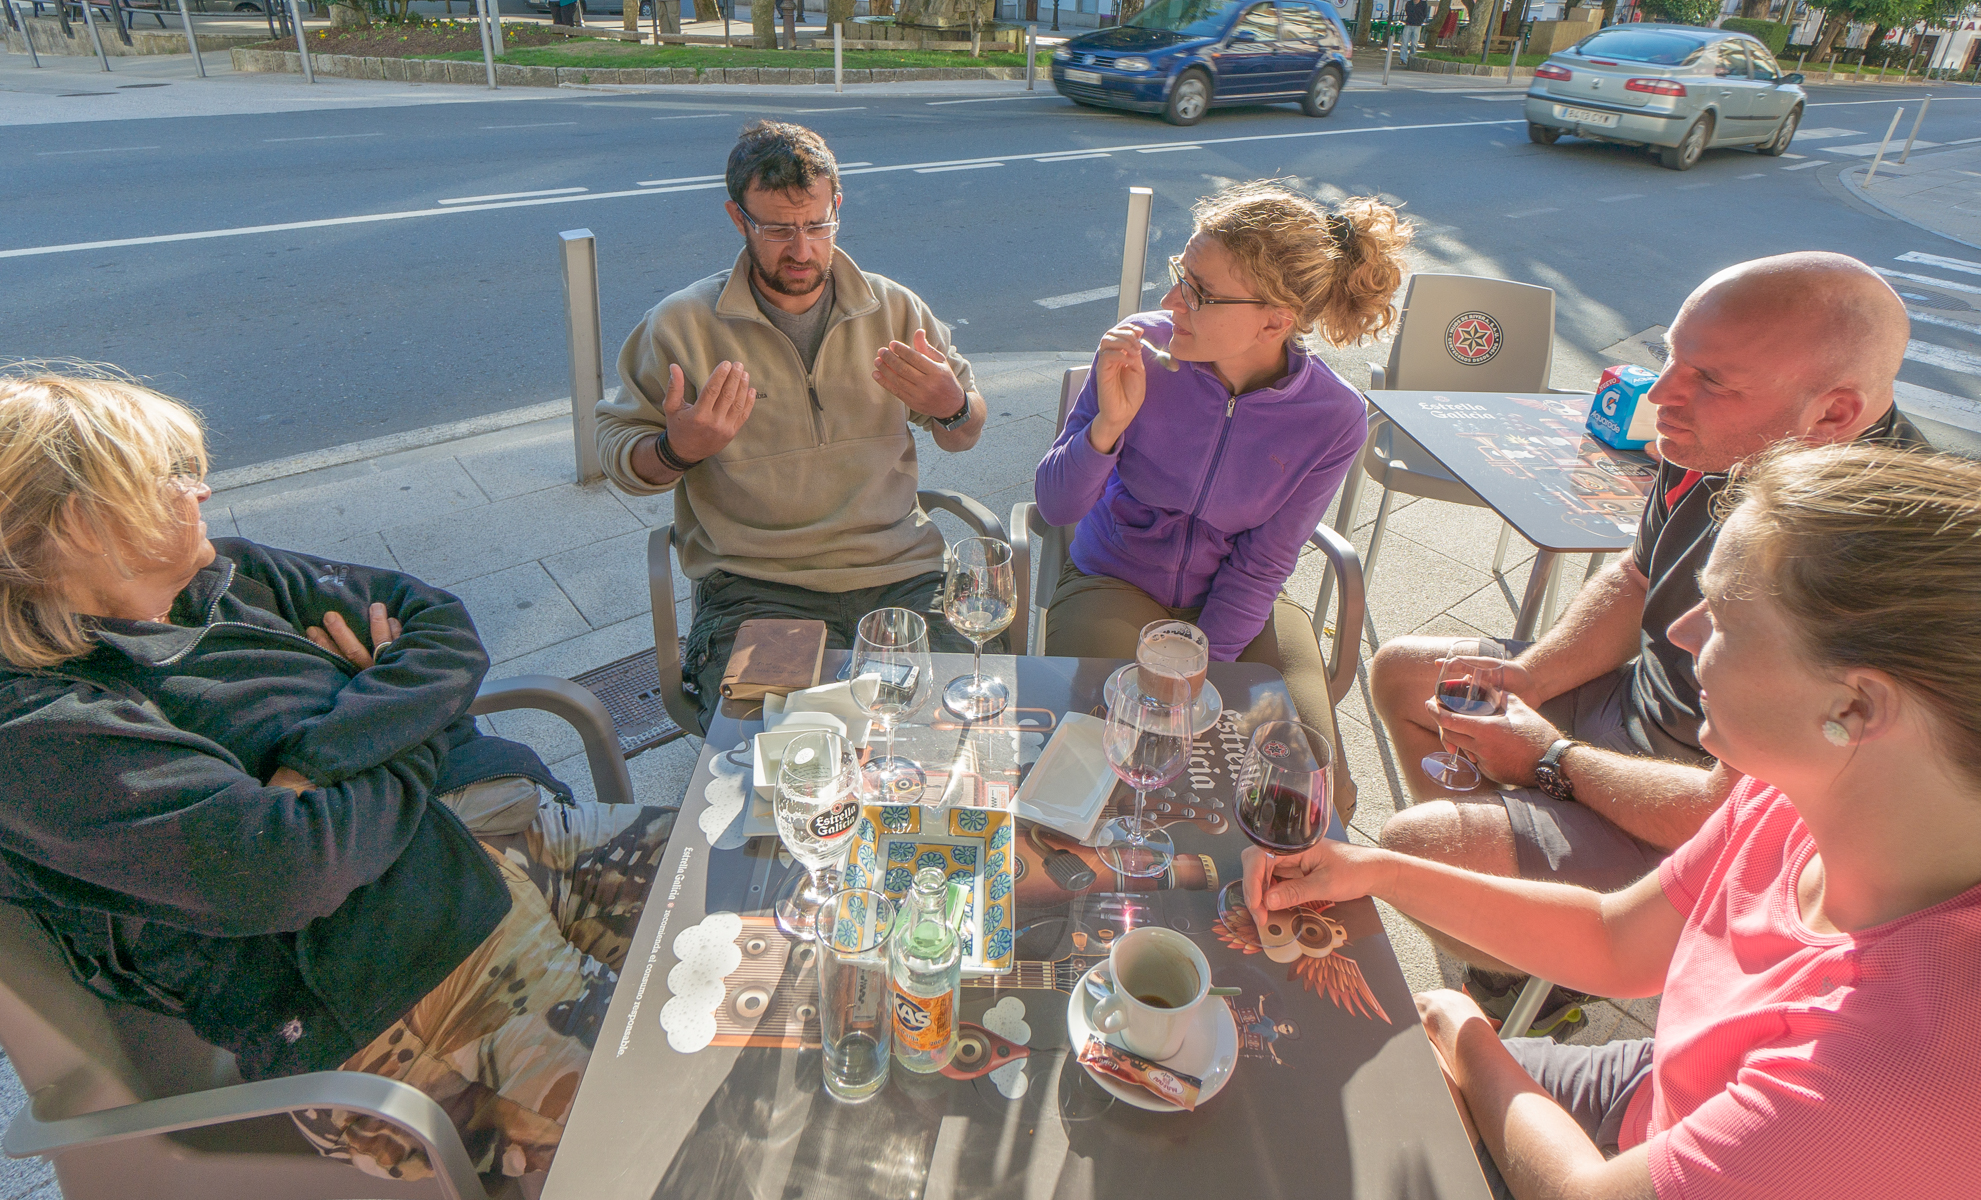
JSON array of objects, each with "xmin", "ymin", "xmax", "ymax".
[
  {"xmin": 1402, "ymin": 0, "xmax": 1430, "ymax": 61},
  {"xmin": 551, "ymin": 0, "xmax": 579, "ymax": 27}
]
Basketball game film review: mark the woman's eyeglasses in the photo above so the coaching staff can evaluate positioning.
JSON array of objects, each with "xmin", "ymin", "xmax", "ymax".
[
  {"xmin": 1168, "ymin": 255, "xmax": 1269, "ymax": 312},
  {"xmin": 739, "ymin": 202, "xmax": 841, "ymax": 244}
]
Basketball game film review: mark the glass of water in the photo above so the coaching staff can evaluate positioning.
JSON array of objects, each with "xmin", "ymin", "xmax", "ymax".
[
  {"xmin": 813, "ymin": 887, "xmax": 896, "ymax": 1103},
  {"xmin": 774, "ymin": 729, "xmax": 863, "ymax": 940}
]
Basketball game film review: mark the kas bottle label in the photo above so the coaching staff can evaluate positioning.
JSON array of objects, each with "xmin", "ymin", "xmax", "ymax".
[{"xmin": 891, "ymin": 983, "xmax": 954, "ymax": 1052}]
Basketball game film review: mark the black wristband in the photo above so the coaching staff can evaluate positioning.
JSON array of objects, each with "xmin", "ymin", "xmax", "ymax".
[
  {"xmin": 933, "ymin": 392, "xmax": 973, "ymax": 431},
  {"xmin": 655, "ymin": 432, "xmax": 701, "ymax": 474}
]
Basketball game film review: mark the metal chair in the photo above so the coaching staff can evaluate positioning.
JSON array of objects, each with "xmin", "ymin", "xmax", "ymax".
[
  {"xmin": 1321, "ymin": 274, "xmax": 1563, "ymax": 630},
  {"xmin": 0, "ymin": 676, "xmax": 632, "ymax": 1200},
  {"xmin": 646, "ymin": 489, "xmax": 1009, "ymax": 737},
  {"xmin": 1009, "ymin": 366, "xmax": 1367, "ymax": 719}
]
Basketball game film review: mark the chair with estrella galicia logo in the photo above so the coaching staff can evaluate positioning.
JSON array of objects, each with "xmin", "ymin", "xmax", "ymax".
[{"xmin": 1317, "ymin": 274, "xmax": 1567, "ymax": 639}]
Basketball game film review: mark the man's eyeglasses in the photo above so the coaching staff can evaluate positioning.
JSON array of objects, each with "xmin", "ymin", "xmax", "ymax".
[
  {"xmin": 739, "ymin": 202, "xmax": 841, "ymax": 244},
  {"xmin": 1167, "ymin": 255, "xmax": 1269, "ymax": 312}
]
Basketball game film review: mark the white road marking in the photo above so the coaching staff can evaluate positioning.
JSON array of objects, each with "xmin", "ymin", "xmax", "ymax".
[
  {"xmin": 1676, "ymin": 181, "xmax": 1714, "ymax": 188},
  {"xmin": 482, "ymin": 121, "xmax": 579, "ymax": 129},
  {"xmin": 1904, "ymin": 338, "xmax": 1981, "ymax": 374},
  {"xmin": 1737, "ymin": 172, "xmax": 1767, "ymax": 178},
  {"xmin": 439, "ymin": 187, "xmax": 588, "ymax": 205},
  {"xmin": 1793, "ymin": 127, "xmax": 1862, "ymax": 139},
  {"xmin": 1898, "ymin": 250, "xmax": 1981, "ymax": 277},
  {"xmin": 1463, "ymin": 93, "xmax": 1529, "ymax": 101},
  {"xmin": 916, "ymin": 162, "xmax": 1003, "ymax": 173},
  {"xmin": 637, "ymin": 172, "xmax": 725, "ymax": 186},
  {"xmin": 1825, "ymin": 139, "xmax": 1942, "ymax": 155},
  {"xmin": 927, "ymin": 95, "xmax": 1060, "ymax": 104},
  {"xmin": 1944, "ymin": 136, "xmax": 1981, "ymax": 145},
  {"xmin": 1038, "ymin": 153, "xmax": 1112, "ymax": 162},
  {"xmin": 1597, "ymin": 193, "xmax": 1644, "ymax": 202},
  {"xmin": 1505, "ymin": 206, "xmax": 1560, "ymax": 217},
  {"xmin": 262, "ymin": 132, "xmax": 385, "ymax": 142},
  {"xmin": 1037, "ymin": 281, "xmax": 1163, "ymax": 309},
  {"xmin": 1894, "ymin": 379, "xmax": 1981, "ymax": 427},
  {"xmin": 1779, "ymin": 152, "xmax": 1806, "ymax": 159},
  {"xmin": 0, "ymin": 120, "xmax": 1524, "ymax": 260},
  {"xmin": 1808, "ymin": 96, "xmax": 1981, "ymax": 106},
  {"xmin": 792, "ymin": 106, "xmax": 867, "ymax": 112},
  {"xmin": 35, "ymin": 146, "xmax": 160, "ymax": 156},
  {"xmin": 1136, "ymin": 145, "xmax": 1201, "ymax": 153},
  {"xmin": 1781, "ymin": 160, "xmax": 1825, "ymax": 170},
  {"xmin": 652, "ymin": 113, "xmax": 731, "ymax": 120},
  {"xmin": 1909, "ymin": 310, "xmax": 1981, "ymax": 337},
  {"xmin": 1877, "ymin": 266, "xmax": 1981, "ymax": 297}
]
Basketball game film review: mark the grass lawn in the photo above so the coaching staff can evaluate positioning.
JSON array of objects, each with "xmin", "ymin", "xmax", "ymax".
[{"xmin": 419, "ymin": 40, "xmax": 1028, "ymax": 68}]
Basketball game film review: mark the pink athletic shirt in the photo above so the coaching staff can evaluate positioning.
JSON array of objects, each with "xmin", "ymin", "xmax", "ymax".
[{"xmin": 1616, "ymin": 776, "xmax": 1981, "ymax": 1198}]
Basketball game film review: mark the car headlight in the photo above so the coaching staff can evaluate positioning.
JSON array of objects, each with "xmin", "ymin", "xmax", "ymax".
[
  {"xmin": 1114, "ymin": 56, "xmax": 1153, "ymax": 72},
  {"xmin": 1052, "ymin": 48, "xmax": 1070, "ymax": 61}
]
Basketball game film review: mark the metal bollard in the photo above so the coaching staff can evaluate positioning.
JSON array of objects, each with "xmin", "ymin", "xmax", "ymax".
[
  {"xmin": 7, "ymin": 0, "xmax": 42, "ymax": 66},
  {"xmin": 175, "ymin": 0, "xmax": 203, "ymax": 76},
  {"xmin": 488, "ymin": 0, "xmax": 503, "ymax": 54},
  {"xmin": 1383, "ymin": 34, "xmax": 1392, "ymax": 86},
  {"xmin": 1862, "ymin": 106, "xmax": 1903, "ymax": 186},
  {"xmin": 285, "ymin": 0, "xmax": 313, "ymax": 82},
  {"xmin": 1026, "ymin": 23, "xmax": 1035, "ymax": 90},
  {"xmin": 560, "ymin": 230, "xmax": 606, "ymax": 486},
  {"xmin": 1507, "ymin": 27, "xmax": 1524, "ymax": 85},
  {"xmin": 1116, "ymin": 186, "xmax": 1153, "ymax": 323},
  {"xmin": 474, "ymin": 0, "xmax": 497, "ymax": 87},
  {"xmin": 833, "ymin": 21, "xmax": 841, "ymax": 91},
  {"xmin": 78, "ymin": 0, "xmax": 112, "ymax": 71},
  {"xmin": 1900, "ymin": 95, "xmax": 1930, "ymax": 164}
]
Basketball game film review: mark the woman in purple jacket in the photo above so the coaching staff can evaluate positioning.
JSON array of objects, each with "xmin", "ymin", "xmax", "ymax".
[{"xmin": 1036, "ymin": 181, "xmax": 1410, "ymax": 819}]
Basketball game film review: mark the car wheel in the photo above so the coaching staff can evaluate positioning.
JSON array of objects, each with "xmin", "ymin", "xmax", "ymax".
[
  {"xmin": 1658, "ymin": 114, "xmax": 1711, "ymax": 171},
  {"xmin": 1757, "ymin": 106, "xmax": 1800, "ymax": 156},
  {"xmin": 232, "ymin": 1, "xmax": 260, "ymax": 9},
  {"xmin": 1528, "ymin": 122, "xmax": 1561, "ymax": 145},
  {"xmin": 1301, "ymin": 66, "xmax": 1343, "ymax": 118},
  {"xmin": 1164, "ymin": 69, "xmax": 1211, "ymax": 126}
]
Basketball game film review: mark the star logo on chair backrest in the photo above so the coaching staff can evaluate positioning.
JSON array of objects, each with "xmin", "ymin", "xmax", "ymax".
[{"xmin": 1445, "ymin": 311, "xmax": 1503, "ymax": 366}]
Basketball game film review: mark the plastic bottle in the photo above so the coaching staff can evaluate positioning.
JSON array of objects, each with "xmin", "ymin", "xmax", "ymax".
[{"xmin": 888, "ymin": 866, "xmax": 963, "ymax": 1074}]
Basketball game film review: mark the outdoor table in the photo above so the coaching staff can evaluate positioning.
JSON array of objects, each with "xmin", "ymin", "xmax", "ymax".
[
  {"xmin": 1365, "ymin": 390, "xmax": 1659, "ymax": 640},
  {"xmin": 543, "ymin": 653, "xmax": 1491, "ymax": 1200}
]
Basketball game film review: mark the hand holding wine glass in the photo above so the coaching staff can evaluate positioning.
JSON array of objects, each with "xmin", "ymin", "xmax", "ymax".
[
  {"xmin": 1216, "ymin": 720, "xmax": 1334, "ymax": 936},
  {"xmin": 851, "ymin": 607, "xmax": 934, "ymax": 803},
  {"xmin": 1421, "ymin": 638, "xmax": 1506, "ymax": 793},
  {"xmin": 1096, "ymin": 678, "xmax": 1190, "ymax": 879},
  {"xmin": 941, "ymin": 538, "xmax": 1016, "ymax": 721}
]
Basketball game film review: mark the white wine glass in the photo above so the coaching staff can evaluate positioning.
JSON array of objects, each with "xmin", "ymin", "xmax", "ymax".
[
  {"xmin": 851, "ymin": 607, "xmax": 934, "ymax": 803},
  {"xmin": 941, "ymin": 537, "xmax": 1016, "ymax": 721},
  {"xmin": 773, "ymin": 729, "xmax": 863, "ymax": 939},
  {"xmin": 1421, "ymin": 638, "xmax": 1506, "ymax": 793},
  {"xmin": 1096, "ymin": 677, "xmax": 1190, "ymax": 878}
]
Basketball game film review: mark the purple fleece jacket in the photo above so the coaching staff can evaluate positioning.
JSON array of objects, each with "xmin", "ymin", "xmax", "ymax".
[{"xmin": 1034, "ymin": 312, "xmax": 1367, "ymax": 661}]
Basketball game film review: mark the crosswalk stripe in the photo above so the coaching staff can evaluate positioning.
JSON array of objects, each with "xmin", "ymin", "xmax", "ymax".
[
  {"xmin": 1904, "ymin": 338, "xmax": 1981, "ymax": 374},
  {"xmin": 1897, "ymin": 250, "xmax": 1981, "ymax": 277},
  {"xmin": 1877, "ymin": 267, "xmax": 1981, "ymax": 297},
  {"xmin": 1909, "ymin": 310, "xmax": 1981, "ymax": 338},
  {"xmin": 1895, "ymin": 380, "xmax": 1981, "ymax": 427}
]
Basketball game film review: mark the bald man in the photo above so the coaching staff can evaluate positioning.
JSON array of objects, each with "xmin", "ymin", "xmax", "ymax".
[{"xmin": 1367, "ymin": 252, "xmax": 1923, "ymax": 974}]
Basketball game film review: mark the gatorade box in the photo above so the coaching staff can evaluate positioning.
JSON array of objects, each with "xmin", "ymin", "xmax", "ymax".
[{"xmin": 1588, "ymin": 364, "xmax": 1659, "ymax": 451}]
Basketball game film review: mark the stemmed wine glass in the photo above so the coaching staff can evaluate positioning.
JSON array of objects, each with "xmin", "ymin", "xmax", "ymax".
[
  {"xmin": 773, "ymin": 729, "xmax": 864, "ymax": 939},
  {"xmin": 851, "ymin": 607, "xmax": 934, "ymax": 803},
  {"xmin": 941, "ymin": 537, "xmax": 1017, "ymax": 721},
  {"xmin": 1217, "ymin": 719, "xmax": 1333, "ymax": 929},
  {"xmin": 1096, "ymin": 675, "xmax": 1191, "ymax": 878},
  {"xmin": 1421, "ymin": 638, "xmax": 1505, "ymax": 793}
]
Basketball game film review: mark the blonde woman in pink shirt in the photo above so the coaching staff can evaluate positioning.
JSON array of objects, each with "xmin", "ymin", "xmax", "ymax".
[{"xmin": 1246, "ymin": 442, "xmax": 1981, "ymax": 1200}]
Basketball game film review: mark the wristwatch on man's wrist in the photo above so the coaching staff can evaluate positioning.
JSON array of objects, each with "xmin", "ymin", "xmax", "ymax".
[
  {"xmin": 1534, "ymin": 739, "xmax": 1578, "ymax": 804},
  {"xmin": 932, "ymin": 393, "xmax": 973, "ymax": 431}
]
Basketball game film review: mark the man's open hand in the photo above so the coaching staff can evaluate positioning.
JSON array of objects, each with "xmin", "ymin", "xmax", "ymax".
[
  {"xmin": 874, "ymin": 328, "xmax": 967, "ymax": 421},
  {"xmin": 660, "ymin": 361, "xmax": 756, "ymax": 463}
]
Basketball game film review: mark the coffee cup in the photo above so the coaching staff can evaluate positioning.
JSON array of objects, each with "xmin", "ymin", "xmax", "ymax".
[{"xmin": 1091, "ymin": 927, "xmax": 1211, "ymax": 1061}]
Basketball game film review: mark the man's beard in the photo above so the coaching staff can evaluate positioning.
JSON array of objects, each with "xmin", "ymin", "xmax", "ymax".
[{"xmin": 748, "ymin": 240, "xmax": 831, "ymax": 298}]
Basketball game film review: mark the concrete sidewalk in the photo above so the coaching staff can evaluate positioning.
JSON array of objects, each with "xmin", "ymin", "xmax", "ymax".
[{"xmin": 1841, "ymin": 139, "xmax": 1981, "ymax": 251}]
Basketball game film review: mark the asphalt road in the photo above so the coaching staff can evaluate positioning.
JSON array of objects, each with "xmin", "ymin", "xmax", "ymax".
[{"xmin": 6, "ymin": 72, "xmax": 1981, "ymax": 469}]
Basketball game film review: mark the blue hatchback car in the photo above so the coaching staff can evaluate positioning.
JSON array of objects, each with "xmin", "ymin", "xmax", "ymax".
[{"xmin": 1050, "ymin": 0, "xmax": 1353, "ymax": 126}]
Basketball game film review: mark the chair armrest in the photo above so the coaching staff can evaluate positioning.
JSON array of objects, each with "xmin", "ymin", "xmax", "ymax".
[
  {"xmin": 917, "ymin": 488, "xmax": 1007, "ymax": 542},
  {"xmin": 5, "ymin": 1071, "xmax": 489, "ymax": 1200},
  {"xmin": 1008, "ymin": 501, "xmax": 1033, "ymax": 658},
  {"xmin": 1367, "ymin": 363, "xmax": 1386, "ymax": 390},
  {"xmin": 646, "ymin": 525, "xmax": 703, "ymax": 737},
  {"xmin": 470, "ymin": 676, "xmax": 636, "ymax": 807},
  {"xmin": 1305, "ymin": 523, "xmax": 1366, "ymax": 707}
]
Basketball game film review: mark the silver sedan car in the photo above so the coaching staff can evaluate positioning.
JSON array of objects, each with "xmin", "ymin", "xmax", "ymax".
[{"xmin": 1524, "ymin": 24, "xmax": 1806, "ymax": 171}]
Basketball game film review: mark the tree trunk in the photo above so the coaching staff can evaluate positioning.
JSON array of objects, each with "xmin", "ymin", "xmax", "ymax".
[
  {"xmin": 1737, "ymin": 0, "xmax": 1766, "ymax": 16},
  {"xmin": 754, "ymin": 0, "xmax": 776, "ymax": 45},
  {"xmin": 826, "ymin": 0, "xmax": 852, "ymax": 31},
  {"xmin": 1811, "ymin": 9, "xmax": 1845, "ymax": 62},
  {"xmin": 1430, "ymin": 0, "xmax": 1452, "ymax": 45},
  {"xmin": 1457, "ymin": 0, "xmax": 1496, "ymax": 56}
]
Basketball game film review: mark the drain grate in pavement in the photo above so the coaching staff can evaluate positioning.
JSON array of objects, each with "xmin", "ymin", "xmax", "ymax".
[
  {"xmin": 571, "ymin": 645, "xmax": 687, "ymax": 759},
  {"xmin": 1897, "ymin": 289, "xmax": 1972, "ymax": 311}
]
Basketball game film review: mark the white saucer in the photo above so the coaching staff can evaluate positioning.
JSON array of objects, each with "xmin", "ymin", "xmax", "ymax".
[
  {"xmin": 1104, "ymin": 665, "xmax": 1222, "ymax": 738},
  {"xmin": 1066, "ymin": 965, "xmax": 1238, "ymax": 1112}
]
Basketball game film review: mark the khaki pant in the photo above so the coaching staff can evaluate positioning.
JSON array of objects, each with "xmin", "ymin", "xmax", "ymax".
[{"xmin": 1045, "ymin": 561, "xmax": 1357, "ymax": 824}]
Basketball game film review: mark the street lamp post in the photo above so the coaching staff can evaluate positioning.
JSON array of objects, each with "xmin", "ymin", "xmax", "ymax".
[{"xmin": 1051, "ymin": 0, "xmax": 1058, "ymax": 32}]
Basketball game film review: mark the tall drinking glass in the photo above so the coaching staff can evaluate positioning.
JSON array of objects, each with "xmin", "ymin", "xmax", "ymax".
[
  {"xmin": 1421, "ymin": 638, "xmax": 1505, "ymax": 792},
  {"xmin": 941, "ymin": 537, "xmax": 1017, "ymax": 721},
  {"xmin": 1216, "ymin": 720, "xmax": 1333, "ymax": 928},
  {"xmin": 1096, "ymin": 678, "xmax": 1190, "ymax": 878},
  {"xmin": 814, "ymin": 888, "xmax": 896, "ymax": 1102},
  {"xmin": 851, "ymin": 607, "xmax": 935, "ymax": 802},
  {"xmin": 1136, "ymin": 620, "xmax": 1208, "ymax": 709},
  {"xmin": 773, "ymin": 729, "xmax": 863, "ymax": 939}
]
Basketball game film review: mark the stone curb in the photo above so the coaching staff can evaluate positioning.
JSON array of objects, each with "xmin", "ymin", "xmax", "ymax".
[
  {"xmin": 228, "ymin": 46, "xmax": 1026, "ymax": 85},
  {"xmin": 1401, "ymin": 56, "xmax": 1531, "ymax": 81},
  {"xmin": 1836, "ymin": 155, "xmax": 1981, "ymax": 254}
]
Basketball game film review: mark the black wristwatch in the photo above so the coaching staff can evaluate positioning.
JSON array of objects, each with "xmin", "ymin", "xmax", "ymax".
[
  {"xmin": 1534, "ymin": 739, "xmax": 1578, "ymax": 804},
  {"xmin": 932, "ymin": 393, "xmax": 973, "ymax": 431}
]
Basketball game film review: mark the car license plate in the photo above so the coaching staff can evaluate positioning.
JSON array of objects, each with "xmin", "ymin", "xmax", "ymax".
[
  {"xmin": 1066, "ymin": 69, "xmax": 1103, "ymax": 84},
  {"xmin": 1555, "ymin": 104, "xmax": 1619, "ymax": 128}
]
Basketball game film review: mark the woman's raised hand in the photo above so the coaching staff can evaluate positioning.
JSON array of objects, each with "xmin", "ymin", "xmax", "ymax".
[{"xmin": 1086, "ymin": 323, "xmax": 1151, "ymax": 455}]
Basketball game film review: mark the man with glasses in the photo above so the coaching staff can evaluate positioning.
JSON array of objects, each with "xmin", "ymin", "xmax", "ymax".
[{"xmin": 598, "ymin": 120, "xmax": 989, "ymax": 731}]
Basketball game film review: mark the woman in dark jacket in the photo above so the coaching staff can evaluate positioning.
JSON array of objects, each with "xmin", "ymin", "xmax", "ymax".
[{"xmin": 0, "ymin": 370, "xmax": 674, "ymax": 1183}]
